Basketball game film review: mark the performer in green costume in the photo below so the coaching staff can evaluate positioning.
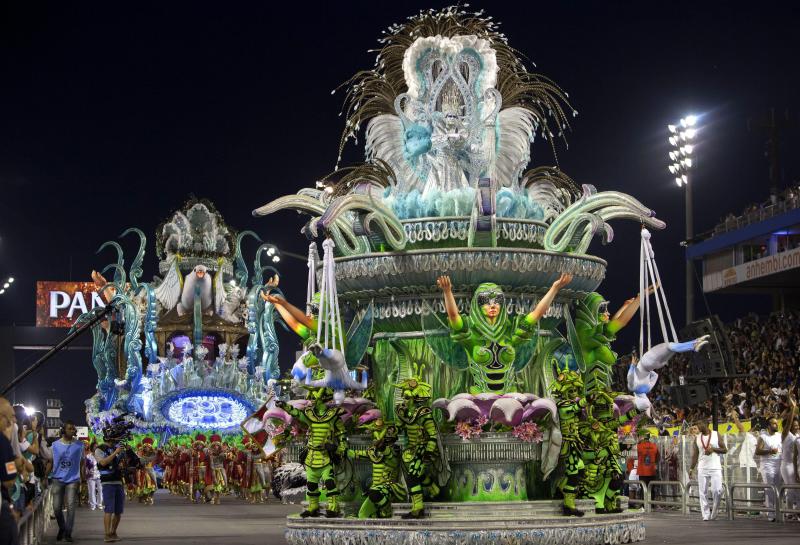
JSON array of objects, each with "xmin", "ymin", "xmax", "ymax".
[
  {"xmin": 572, "ymin": 289, "xmax": 648, "ymax": 393},
  {"xmin": 395, "ymin": 373, "xmax": 447, "ymax": 519},
  {"xmin": 347, "ymin": 418, "xmax": 405, "ymax": 518},
  {"xmin": 584, "ymin": 389, "xmax": 639, "ymax": 513},
  {"xmin": 277, "ymin": 386, "xmax": 346, "ymax": 518},
  {"xmin": 569, "ymin": 288, "xmax": 649, "ymax": 513},
  {"xmin": 262, "ymin": 277, "xmax": 324, "ymax": 370},
  {"xmin": 436, "ymin": 273, "xmax": 572, "ymax": 393},
  {"xmin": 550, "ymin": 370, "xmax": 588, "ymax": 516}
]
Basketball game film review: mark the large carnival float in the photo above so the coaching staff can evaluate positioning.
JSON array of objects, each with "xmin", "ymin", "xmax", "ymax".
[
  {"xmin": 251, "ymin": 6, "xmax": 708, "ymax": 545},
  {"xmin": 75, "ymin": 6, "xmax": 712, "ymax": 544},
  {"xmin": 81, "ymin": 198, "xmax": 281, "ymax": 441}
]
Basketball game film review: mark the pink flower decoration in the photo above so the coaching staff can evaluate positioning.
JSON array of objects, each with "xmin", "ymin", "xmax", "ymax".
[
  {"xmin": 512, "ymin": 421, "xmax": 543, "ymax": 443},
  {"xmin": 455, "ymin": 416, "xmax": 488, "ymax": 441}
]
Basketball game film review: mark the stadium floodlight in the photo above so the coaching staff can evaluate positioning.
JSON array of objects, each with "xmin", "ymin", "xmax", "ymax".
[
  {"xmin": 2, "ymin": 283, "xmax": 8, "ymax": 289},
  {"xmin": 682, "ymin": 174, "xmax": 688, "ymax": 184},
  {"xmin": 684, "ymin": 115, "xmax": 697, "ymax": 126},
  {"xmin": 685, "ymin": 128, "xmax": 696, "ymax": 139},
  {"xmin": 7, "ymin": 277, "xmax": 13, "ymax": 283},
  {"xmin": 0, "ymin": 289, "xmax": 5, "ymax": 295},
  {"xmin": 668, "ymin": 136, "xmax": 678, "ymax": 146},
  {"xmin": 675, "ymin": 177, "xmax": 683, "ymax": 186},
  {"xmin": 272, "ymin": 256, "xmax": 281, "ymax": 263},
  {"xmin": 668, "ymin": 164, "xmax": 677, "ymax": 174},
  {"xmin": 668, "ymin": 124, "xmax": 677, "ymax": 133}
]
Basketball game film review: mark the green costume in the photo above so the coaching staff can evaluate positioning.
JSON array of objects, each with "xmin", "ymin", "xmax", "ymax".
[
  {"xmin": 395, "ymin": 376, "xmax": 446, "ymax": 518},
  {"xmin": 573, "ymin": 292, "xmax": 623, "ymax": 393},
  {"xmin": 584, "ymin": 391, "xmax": 638, "ymax": 513},
  {"xmin": 348, "ymin": 420, "xmax": 405, "ymax": 518},
  {"xmin": 279, "ymin": 388, "xmax": 346, "ymax": 517},
  {"xmin": 448, "ymin": 283, "xmax": 539, "ymax": 393},
  {"xmin": 550, "ymin": 370, "xmax": 587, "ymax": 516},
  {"xmin": 569, "ymin": 292, "xmax": 637, "ymax": 514}
]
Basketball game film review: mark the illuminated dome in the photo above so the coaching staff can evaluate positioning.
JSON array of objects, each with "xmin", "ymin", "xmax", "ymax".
[{"xmin": 158, "ymin": 388, "xmax": 255, "ymax": 433}]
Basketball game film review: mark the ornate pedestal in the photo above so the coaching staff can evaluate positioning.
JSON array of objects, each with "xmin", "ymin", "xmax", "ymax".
[{"xmin": 443, "ymin": 432, "xmax": 540, "ymax": 502}]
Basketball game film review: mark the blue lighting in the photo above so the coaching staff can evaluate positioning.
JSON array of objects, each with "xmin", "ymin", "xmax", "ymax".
[{"xmin": 160, "ymin": 388, "xmax": 254, "ymax": 431}]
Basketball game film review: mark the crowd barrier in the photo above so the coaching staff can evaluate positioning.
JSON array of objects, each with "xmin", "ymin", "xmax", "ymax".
[
  {"xmin": 16, "ymin": 487, "xmax": 52, "ymax": 545},
  {"xmin": 630, "ymin": 479, "xmax": 799, "ymax": 523}
]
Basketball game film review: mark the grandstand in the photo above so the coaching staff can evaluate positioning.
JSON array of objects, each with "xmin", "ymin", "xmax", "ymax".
[{"xmin": 688, "ymin": 184, "xmax": 800, "ymax": 309}]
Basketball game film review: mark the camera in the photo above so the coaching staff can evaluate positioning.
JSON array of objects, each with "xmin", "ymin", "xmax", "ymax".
[
  {"xmin": 101, "ymin": 414, "xmax": 135, "ymax": 445},
  {"xmin": 100, "ymin": 414, "xmax": 141, "ymax": 469}
]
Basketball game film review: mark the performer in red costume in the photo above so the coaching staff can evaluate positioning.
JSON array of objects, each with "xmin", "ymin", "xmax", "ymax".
[
  {"xmin": 207, "ymin": 434, "xmax": 228, "ymax": 504},
  {"xmin": 136, "ymin": 438, "xmax": 158, "ymax": 505},
  {"xmin": 189, "ymin": 434, "xmax": 212, "ymax": 503}
]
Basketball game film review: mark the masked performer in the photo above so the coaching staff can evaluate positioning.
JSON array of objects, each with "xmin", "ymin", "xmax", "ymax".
[
  {"xmin": 437, "ymin": 273, "xmax": 572, "ymax": 393},
  {"xmin": 550, "ymin": 370, "xmax": 587, "ymax": 516},
  {"xmin": 348, "ymin": 418, "xmax": 405, "ymax": 518},
  {"xmin": 396, "ymin": 373, "xmax": 448, "ymax": 518},
  {"xmin": 277, "ymin": 387, "xmax": 346, "ymax": 517}
]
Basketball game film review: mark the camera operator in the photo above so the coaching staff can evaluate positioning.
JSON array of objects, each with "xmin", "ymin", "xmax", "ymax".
[{"xmin": 95, "ymin": 433, "xmax": 138, "ymax": 544}]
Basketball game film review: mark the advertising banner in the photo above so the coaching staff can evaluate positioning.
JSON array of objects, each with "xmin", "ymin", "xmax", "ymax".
[
  {"xmin": 703, "ymin": 246, "xmax": 800, "ymax": 292},
  {"xmin": 35, "ymin": 281, "xmax": 106, "ymax": 328}
]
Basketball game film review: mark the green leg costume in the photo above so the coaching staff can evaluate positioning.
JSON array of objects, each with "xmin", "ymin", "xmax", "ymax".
[
  {"xmin": 305, "ymin": 465, "xmax": 339, "ymax": 515},
  {"xmin": 559, "ymin": 442, "xmax": 585, "ymax": 511}
]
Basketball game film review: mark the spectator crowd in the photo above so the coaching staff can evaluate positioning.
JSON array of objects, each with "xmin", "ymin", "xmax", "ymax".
[{"xmin": 642, "ymin": 310, "xmax": 800, "ymax": 428}]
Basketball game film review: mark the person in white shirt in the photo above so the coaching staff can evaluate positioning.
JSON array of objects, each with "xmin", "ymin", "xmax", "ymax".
[
  {"xmin": 84, "ymin": 442, "xmax": 103, "ymax": 511},
  {"xmin": 755, "ymin": 417, "xmax": 783, "ymax": 521},
  {"xmin": 729, "ymin": 411, "xmax": 759, "ymax": 504},
  {"xmin": 779, "ymin": 396, "xmax": 798, "ymax": 513},
  {"xmin": 691, "ymin": 417, "xmax": 728, "ymax": 521}
]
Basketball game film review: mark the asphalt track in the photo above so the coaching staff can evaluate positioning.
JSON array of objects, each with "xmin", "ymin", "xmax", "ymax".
[{"xmin": 42, "ymin": 490, "xmax": 800, "ymax": 544}]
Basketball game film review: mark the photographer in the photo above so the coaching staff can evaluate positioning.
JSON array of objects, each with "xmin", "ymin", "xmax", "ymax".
[{"xmin": 95, "ymin": 431, "xmax": 138, "ymax": 543}]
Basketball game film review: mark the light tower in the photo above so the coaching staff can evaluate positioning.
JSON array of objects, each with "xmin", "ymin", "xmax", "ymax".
[{"xmin": 668, "ymin": 115, "xmax": 697, "ymax": 325}]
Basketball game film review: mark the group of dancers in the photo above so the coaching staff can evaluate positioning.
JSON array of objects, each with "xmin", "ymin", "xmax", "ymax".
[{"xmin": 105, "ymin": 434, "xmax": 275, "ymax": 506}]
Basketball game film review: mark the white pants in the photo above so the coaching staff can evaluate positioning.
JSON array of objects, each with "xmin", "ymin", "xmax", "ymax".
[
  {"xmin": 780, "ymin": 463, "xmax": 798, "ymax": 507},
  {"xmin": 698, "ymin": 469, "xmax": 722, "ymax": 520},
  {"xmin": 760, "ymin": 462, "xmax": 782, "ymax": 519},
  {"xmin": 87, "ymin": 478, "xmax": 103, "ymax": 509}
]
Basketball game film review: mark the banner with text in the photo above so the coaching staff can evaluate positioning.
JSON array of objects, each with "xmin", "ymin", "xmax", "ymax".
[
  {"xmin": 36, "ymin": 281, "xmax": 106, "ymax": 328},
  {"xmin": 703, "ymin": 246, "xmax": 800, "ymax": 292}
]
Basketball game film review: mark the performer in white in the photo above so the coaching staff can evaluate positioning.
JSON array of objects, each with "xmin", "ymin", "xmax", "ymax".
[
  {"xmin": 690, "ymin": 418, "xmax": 727, "ymax": 521},
  {"xmin": 779, "ymin": 395, "xmax": 798, "ymax": 514},
  {"xmin": 755, "ymin": 416, "xmax": 783, "ymax": 521}
]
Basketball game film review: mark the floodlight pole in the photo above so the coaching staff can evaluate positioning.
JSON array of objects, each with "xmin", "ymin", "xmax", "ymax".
[{"xmin": 685, "ymin": 174, "xmax": 694, "ymax": 325}]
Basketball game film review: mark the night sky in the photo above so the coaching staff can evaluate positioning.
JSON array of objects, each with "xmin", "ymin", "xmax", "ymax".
[{"xmin": 1, "ymin": 1, "xmax": 798, "ymax": 420}]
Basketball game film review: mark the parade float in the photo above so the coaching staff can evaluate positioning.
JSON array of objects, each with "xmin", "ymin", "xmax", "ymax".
[
  {"xmin": 250, "ymin": 6, "xmax": 711, "ymax": 545},
  {"xmin": 79, "ymin": 198, "xmax": 281, "ymax": 441}
]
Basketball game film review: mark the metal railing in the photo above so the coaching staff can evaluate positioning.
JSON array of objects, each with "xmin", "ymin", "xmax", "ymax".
[
  {"xmin": 684, "ymin": 480, "xmax": 732, "ymax": 519},
  {"xmin": 729, "ymin": 482, "xmax": 779, "ymax": 521},
  {"xmin": 17, "ymin": 488, "xmax": 52, "ymax": 545},
  {"xmin": 643, "ymin": 480, "xmax": 687, "ymax": 514},
  {"xmin": 628, "ymin": 479, "xmax": 799, "ymax": 523},
  {"xmin": 778, "ymin": 484, "xmax": 800, "ymax": 522},
  {"xmin": 623, "ymin": 480, "xmax": 647, "ymax": 509}
]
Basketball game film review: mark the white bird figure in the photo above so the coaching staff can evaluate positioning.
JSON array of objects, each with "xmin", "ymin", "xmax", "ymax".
[
  {"xmin": 627, "ymin": 335, "xmax": 710, "ymax": 414},
  {"xmin": 305, "ymin": 344, "xmax": 368, "ymax": 405},
  {"xmin": 154, "ymin": 257, "xmax": 221, "ymax": 317}
]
